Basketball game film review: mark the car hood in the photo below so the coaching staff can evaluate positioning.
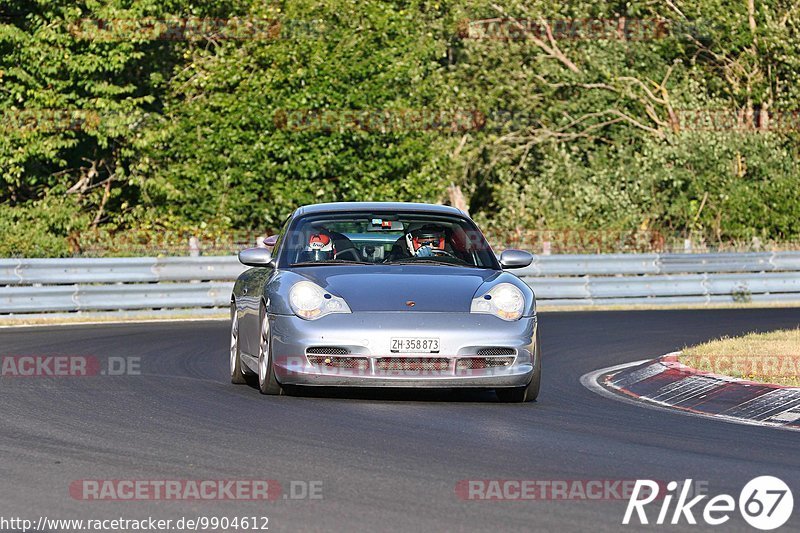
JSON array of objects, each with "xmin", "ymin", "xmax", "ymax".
[{"xmin": 290, "ymin": 265, "xmax": 502, "ymax": 312}]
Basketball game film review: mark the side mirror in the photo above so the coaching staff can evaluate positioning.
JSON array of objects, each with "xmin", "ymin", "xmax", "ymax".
[
  {"xmin": 499, "ymin": 249, "xmax": 533, "ymax": 269},
  {"xmin": 238, "ymin": 247, "xmax": 275, "ymax": 268}
]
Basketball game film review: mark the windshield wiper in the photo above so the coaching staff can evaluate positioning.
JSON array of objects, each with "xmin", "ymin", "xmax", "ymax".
[
  {"xmin": 387, "ymin": 259, "xmax": 474, "ymax": 268},
  {"xmin": 291, "ymin": 260, "xmax": 374, "ymax": 266}
]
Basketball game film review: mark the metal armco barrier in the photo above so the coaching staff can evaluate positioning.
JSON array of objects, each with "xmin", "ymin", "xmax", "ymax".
[{"xmin": 2, "ymin": 252, "xmax": 800, "ymax": 315}]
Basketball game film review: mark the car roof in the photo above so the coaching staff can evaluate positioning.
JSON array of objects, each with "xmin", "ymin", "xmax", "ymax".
[{"xmin": 294, "ymin": 202, "xmax": 466, "ymax": 217}]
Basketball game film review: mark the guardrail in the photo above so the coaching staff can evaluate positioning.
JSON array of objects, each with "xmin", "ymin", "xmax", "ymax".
[
  {"xmin": 516, "ymin": 252, "xmax": 800, "ymax": 306},
  {"xmin": 1, "ymin": 252, "xmax": 799, "ymax": 315}
]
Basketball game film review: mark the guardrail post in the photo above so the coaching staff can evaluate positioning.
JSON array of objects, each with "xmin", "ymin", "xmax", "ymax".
[{"xmin": 189, "ymin": 236, "xmax": 200, "ymax": 257}]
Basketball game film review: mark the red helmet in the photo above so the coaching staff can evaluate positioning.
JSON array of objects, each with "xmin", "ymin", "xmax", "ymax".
[
  {"xmin": 303, "ymin": 232, "xmax": 335, "ymax": 261},
  {"xmin": 405, "ymin": 225, "xmax": 446, "ymax": 256}
]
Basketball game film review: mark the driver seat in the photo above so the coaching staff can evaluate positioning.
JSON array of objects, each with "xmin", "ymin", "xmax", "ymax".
[{"xmin": 330, "ymin": 231, "xmax": 362, "ymax": 261}]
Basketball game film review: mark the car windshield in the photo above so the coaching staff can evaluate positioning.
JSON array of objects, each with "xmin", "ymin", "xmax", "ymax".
[{"xmin": 278, "ymin": 211, "xmax": 499, "ymax": 269}]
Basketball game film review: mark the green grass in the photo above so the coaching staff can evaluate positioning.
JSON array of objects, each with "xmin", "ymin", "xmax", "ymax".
[{"xmin": 681, "ymin": 328, "xmax": 800, "ymax": 386}]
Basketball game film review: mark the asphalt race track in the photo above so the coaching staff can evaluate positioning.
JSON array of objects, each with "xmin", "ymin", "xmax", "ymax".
[{"xmin": 1, "ymin": 308, "xmax": 799, "ymax": 532}]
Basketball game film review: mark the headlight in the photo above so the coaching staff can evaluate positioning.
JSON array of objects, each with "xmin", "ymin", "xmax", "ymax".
[
  {"xmin": 289, "ymin": 281, "xmax": 351, "ymax": 320},
  {"xmin": 470, "ymin": 283, "xmax": 525, "ymax": 321}
]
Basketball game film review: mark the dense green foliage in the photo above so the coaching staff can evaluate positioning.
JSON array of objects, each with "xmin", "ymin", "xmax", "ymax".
[{"xmin": 1, "ymin": 0, "xmax": 799, "ymax": 256}]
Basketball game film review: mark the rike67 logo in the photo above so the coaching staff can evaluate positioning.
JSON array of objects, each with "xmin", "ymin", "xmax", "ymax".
[{"xmin": 624, "ymin": 476, "xmax": 793, "ymax": 530}]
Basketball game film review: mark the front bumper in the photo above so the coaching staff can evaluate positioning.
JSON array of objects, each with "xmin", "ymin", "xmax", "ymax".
[{"xmin": 269, "ymin": 312, "xmax": 537, "ymax": 388}]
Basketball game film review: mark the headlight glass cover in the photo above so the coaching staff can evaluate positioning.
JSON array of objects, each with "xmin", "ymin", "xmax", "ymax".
[
  {"xmin": 470, "ymin": 283, "xmax": 525, "ymax": 321},
  {"xmin": 289, "ymin": 281, "xmax": 351, "ymax": 320}
]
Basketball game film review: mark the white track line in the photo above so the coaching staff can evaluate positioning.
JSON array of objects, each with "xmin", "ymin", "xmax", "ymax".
[
  {"xmin": 0, "ymin": 317, "xmax": 228, "ymax": 329},
  {"xmin": 580, "ymin": 360, "xmax": 800, "ymax": 433}
]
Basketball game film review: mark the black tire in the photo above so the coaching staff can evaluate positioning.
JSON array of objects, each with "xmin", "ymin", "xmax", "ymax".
[
  {"xmin": 257, "ymin": 305, "xmax": 283, "ymax": 395},
  {"xmin": 229, "ymin": 303, "xmax": 248, "ymax": 384},
  {"xmin": 496, "ymin": 330, "xmax": 542, "ymax": 403}
]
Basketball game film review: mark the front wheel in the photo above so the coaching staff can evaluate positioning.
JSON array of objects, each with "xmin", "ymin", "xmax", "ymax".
[
  {"xmin": 496, "ymin": 375, "xmax": 539, "ymax": 403},
  {"xmin": 229, "ymin": 304, "xmax": 247, "ymax": 384},
  {"xmin": 257, "ymin": 307, "xmax": 283, "ymax": 395},
  {"xmin": 497, "ymin": 334, "xmax": 541, "ymax": 403}
]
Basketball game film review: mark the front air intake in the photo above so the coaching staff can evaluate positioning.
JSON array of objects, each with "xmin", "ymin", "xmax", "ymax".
[
  {"xmin": 307, "ymin": 355, "xmax": 369, "ymax": 371},
  {"xmin": 306, "ymin": 346, "xmax": 351, "ymax": 356},
  {"xmin": 456, "ymin": 357, "xmax": 515, "ymax": 370},
  {"xmin": 475, "ymin": 347, "xmax": 516, "ymax": 356},
  {"xmin": 374, "ymin": 358, "xmax": 450, "ymax": 372}
]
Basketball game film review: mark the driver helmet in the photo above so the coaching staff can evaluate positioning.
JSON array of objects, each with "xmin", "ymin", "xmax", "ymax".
[
  {"xmin": 303, "ymin": 231, "xmax": 335, "ymax": 261},
  {"xmin": 405, "ymin": 225, "xmax": 446, "ymax": 256}
]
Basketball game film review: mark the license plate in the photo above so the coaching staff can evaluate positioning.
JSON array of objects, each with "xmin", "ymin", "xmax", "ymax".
[{"xmin": 391, "ymin": 337, "xmax": 440, "ymax": 353}]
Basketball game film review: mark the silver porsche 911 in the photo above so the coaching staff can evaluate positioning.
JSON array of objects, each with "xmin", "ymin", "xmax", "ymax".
[{"xmin": 229, "ymin": 202, "xmax": 541, "ymax": 402}]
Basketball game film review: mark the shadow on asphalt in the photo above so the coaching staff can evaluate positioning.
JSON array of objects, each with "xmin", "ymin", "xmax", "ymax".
[{"xmin": 270, "ymin": 384, "xmax": 526, "ymax": 403}]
